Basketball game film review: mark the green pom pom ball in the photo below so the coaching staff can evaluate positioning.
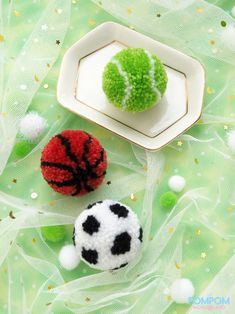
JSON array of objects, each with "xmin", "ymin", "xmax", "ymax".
[
  {"xmin": 12, "ymin": 141, "xmax": 33, "ymax": 158},
  {"xmin": 160, "ymin": 191, "xmax": 177, "ymax": 209},
  {"xmin": 41, "ymin": 225, "xmax": 66, "ymax": 243},
  {"xmin": 102, "ymin": 47, "xmax": 168, "ymax": 112}
]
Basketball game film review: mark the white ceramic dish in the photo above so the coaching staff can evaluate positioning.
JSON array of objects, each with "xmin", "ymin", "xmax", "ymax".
[{"xmin": 57, "ymin": 22, "xmax": 205, "ymax": 150}]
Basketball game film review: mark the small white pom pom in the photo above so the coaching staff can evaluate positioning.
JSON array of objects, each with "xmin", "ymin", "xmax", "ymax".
[
  {"xmin": 19, "ymin": 112, "xmax": 47, "ymax": 141},
  {"xmin": 221, "ymin": 25, "xmax": 235, "ymax": 52},
  {"xmin": 168, "ymin": 175, "xmax": 186, "ymax": 193},
  {"xmin": 170, "ymin": 278, "xmax": 195, "ymax": 304},
  {"xmin": 228, "ymin": 130, "xmax": 235, "ymax": 154},
  {"xmin": 232, "ymin": 6, "xmax": 235, "ymax": 17},
  {"xmin": 59, "ymin": 245, "xmax": 80, "ymax": 270}
]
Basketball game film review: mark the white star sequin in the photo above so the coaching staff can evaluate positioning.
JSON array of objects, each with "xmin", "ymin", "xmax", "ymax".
[
  {"xmin": 41, "ymin": 24, "xmax": 48, "ymax": 31},
  {"xmin": 31, "ymin": 192, "xmax": 38, "ymax": 199},
  {"xmin": 55, "ymin": 8, "xmax": 63, "ymax": 14},
  {"xmin": 20, "ymin": 84, "xmax": 27, "ymax": 90}
]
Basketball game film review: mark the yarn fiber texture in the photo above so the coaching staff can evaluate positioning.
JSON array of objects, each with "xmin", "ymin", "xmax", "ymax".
[
  {"xmin": 73, "ymin": 200, "xmax": 143, "ymax": 270},
  {"xmin": 102, "ymin": 48, "xmax": 168, "ymax": 112},
  {"xmin": 41, "ymin": 130, "xmax": 107, "ymax": 196}
]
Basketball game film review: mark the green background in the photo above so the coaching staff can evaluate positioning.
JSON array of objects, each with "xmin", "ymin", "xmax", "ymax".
[{"xmin": 0, "ymin": 0, "xmax": 235, "ymax": 313}]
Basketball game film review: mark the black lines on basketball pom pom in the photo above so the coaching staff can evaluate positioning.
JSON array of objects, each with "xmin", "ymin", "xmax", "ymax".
[
  {"xmin": 41, "ymin": 131, "xmax": 106, "ymax": 196},
  {"xmin": 56, "ymin": 133, "xmax": 95, "ymax": 195},
  {"xmin": 41, "ymin": 161, "xmax": 76, "ymax": 174}
]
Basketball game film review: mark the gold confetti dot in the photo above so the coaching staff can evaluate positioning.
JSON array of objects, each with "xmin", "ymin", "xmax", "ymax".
[
  {"xmin": 228, "ymin": 95, "xmax": 235, "ymax": 101},
  {"xmin": 48, "ymin": 201, "xmax": 55, "ymax": 206},
  {"xmin": 206, "ymin": 86, "xmax": 214, "ymax": 94},
  {"xmin": 224, "ymin": 125, "xmax": 228, "ymax": 130},
  {"xmin": 195, "ymin": 229, "xmax": 201, "ymax": 235},
  {"xmin": 168, "ymin": 227, "xmax": 174, "ymax": 234},
  {"xmin": 210, "ymin": 40, "xmax": 215, "ymax": 45},
  {"xmin": 85, "ymin": 297, "xmax": 91, "ymax": 302},
  {"xmin": 55, "ymin": 8, "xmax": 63, "ymax": 14},
  {"xmin": 200, "ymin": 252, "xmax": 206, "ymax": 259},
  {"xmin": 227, "ymin": 207, "xmax": 233, "ymax": 213},
  {"xmin": 0, "ymin": 34, "xmax": 5, "ymax": 42},
  {"xmin": 197, "ymin": 118, "xmax": 204, "ymax": 124},
  {"xmin": 194, "ymin": 158, "xmax": 199, "ymax": 165},
  {"xmin": 32, "ymin": 238, "xmax": 36, "ymax": 243},
  {"xmin": 177, "ymin": 141, "xmax": 183, "ymax": 147},
  {"xmin": 48, "ymin": 284, "xmax": 55, "ymax": 290},
  {"xmin": 143, "ymin": 165, "xmax": 148, "ymax": 171},
  {"xmin": 34, "ymin": 75, "xmax": 40, "ymax": 82},
  {"xmin": 9, "ymin": 211, "xmax": 16, "ymax": 219},
  {"xmin": 166, "ymin": 295, "xmax": 172, "ymax": 301},
  {"xmin": 130, "ymin": 193, "xmax": 137, "ymax": 201},
  {"xmin": 1, "ymin": 112, "xmax": 7, "ymax": 118},
  {"xmin": 127, "ymin": 7, "xmax": 133, "ymax": 15},
  {"xmin": 14, "ymin": 10, "xmax": 21, "ymax": 17},
  {"xmin": 221, "ymin": 20, "xmax": 227, "ymax": 27},
  {"xmin": 88, "ymin": 18, "xmax": 96, "ymax": 26},
  {"xmin": 196, "ymin": 8, "xmax": 204, "ymax": 13},
  {"xmin": 148, "ymin": 235, "xmax": 153, "ymax": 241},
  {"xmin": 46, "ymin": 63, "xmax": 51, "ymax": 68},
  {"xmin": 175, "ymin": 261, "xmax": 181, "ymax": 269},
  {"xmin": 43, "ymin": 83, "xmax": 49, "ymax": 89}
]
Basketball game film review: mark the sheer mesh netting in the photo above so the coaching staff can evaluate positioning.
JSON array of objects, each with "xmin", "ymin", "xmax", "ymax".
[{"xmin": 0, "ymin": 0, "xmax": 235, "ymax": 313}]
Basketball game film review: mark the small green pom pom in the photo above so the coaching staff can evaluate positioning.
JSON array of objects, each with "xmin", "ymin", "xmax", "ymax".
[
  {"xmin": 102, "ymin": 47, "xmax": 168, "ymax": 112},
  {"xmin": 12, "ymin": 141, "xmax": 33, "ymax": 158},
  {"xmin": 160, "ymin": 191, "xmax": 177, "ymax": 209},
  {"xmin": 41, "ymin": 225, "xmax": 66, "ymax": 243}
]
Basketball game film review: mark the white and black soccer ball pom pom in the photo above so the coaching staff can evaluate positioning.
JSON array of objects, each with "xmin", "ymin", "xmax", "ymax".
[{"xmin": 59, "ymin": 200, "xmax": 143, "ymax": 271}]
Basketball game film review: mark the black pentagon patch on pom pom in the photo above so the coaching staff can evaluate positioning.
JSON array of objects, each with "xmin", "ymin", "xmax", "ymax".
[
  {"xmin": 72, "ymin": 227, "xmax": 76, "ymax": 245},
  {"xmin": 111, "ymin": 232, "xmax": 131, "ymax": 255},
  {"xmin": 112, "ymin": 263, "xmax": 128, "ymax": 270},
  {"xmin": 87, "ymin": 201, "xmax": 103, "ymax": 209},
  {"xmin": 82, "ymin": 215, "xmax": 100, "ymax": 235},
  {"xmin": 138, "ymin": 227, "xmax": 143, "ymax": 242},
  {"xmin": 110, "ymin": 203, "xmax": 129, "ymax": 218},
  {"xmin": 82, "ymin": 247, "xmax": 98, "ymax": 264}
]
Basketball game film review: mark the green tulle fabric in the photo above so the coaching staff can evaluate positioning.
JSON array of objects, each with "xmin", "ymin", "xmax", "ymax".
[{"xmin": 0, "ymin": 0, "xmax": 235, "ymax": 313}]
